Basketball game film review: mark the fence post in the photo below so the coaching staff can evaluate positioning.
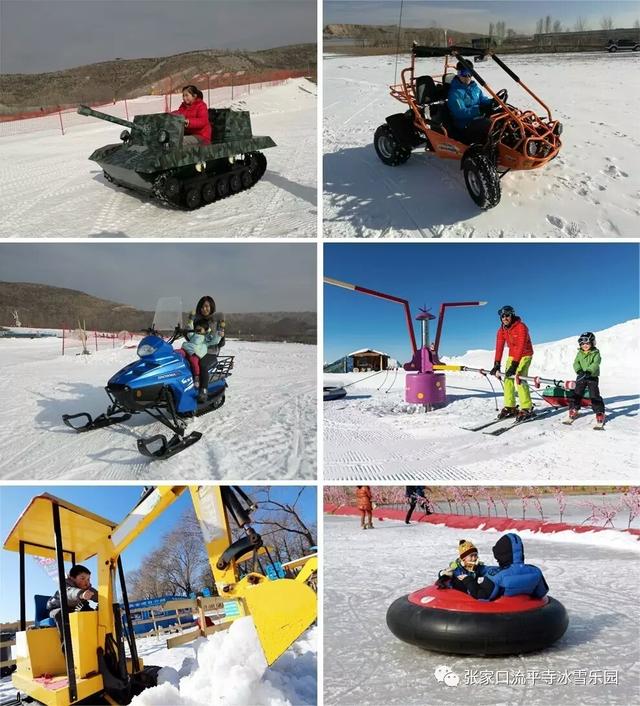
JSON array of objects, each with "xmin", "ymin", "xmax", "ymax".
[
  {"xmin": 94, "ymin": 331, "xmax": 98, "ymax": 352},
  {"xmin": 62, "ymin": 327, "xmax": 66, "ymax": 356},
  {"xmin": 58, "ymin": 109, "xmax": 65, "ymax": 136},
  {"xmin": 207, "ymin": 74, "xmax": 210, "ymax": 105},
  {"xmin": 124, "ymin": 99, "xmax": 129, "ymax": 121}
]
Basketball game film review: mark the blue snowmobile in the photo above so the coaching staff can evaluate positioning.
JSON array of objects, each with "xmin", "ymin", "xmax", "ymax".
[{"xmin": 62, "ymin": 300, "xmax": 234, "ymax": 459}]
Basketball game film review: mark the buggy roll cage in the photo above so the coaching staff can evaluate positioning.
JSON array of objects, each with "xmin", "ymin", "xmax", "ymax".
[{"xmin": 389, "ymin": 44, "xmax": 561, "ymax": 163}]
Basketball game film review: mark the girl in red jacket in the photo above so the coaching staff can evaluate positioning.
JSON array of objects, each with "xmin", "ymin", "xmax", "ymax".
[
  {"xmin": 490, "ymin": 305, "xmax": 534, "ymax": 421},
  {"xmin": 171, "ymin": 85, "xmax": 212, "ymax": 144}
]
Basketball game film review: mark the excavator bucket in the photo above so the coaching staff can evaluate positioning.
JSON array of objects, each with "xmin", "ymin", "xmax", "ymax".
[{"xmin": 238, "ymin": 574, "xmax": 317, "ymax": 665}]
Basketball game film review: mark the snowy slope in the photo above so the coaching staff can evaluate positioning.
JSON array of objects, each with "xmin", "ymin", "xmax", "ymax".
[
  {"xmin": 324, "ymin": 52, "xmax": 639, "ymax": 237},
  {"xmin": 323, "ymin": 515, "xmax": 640, "ymax": 706},
  {"xmin": 0, "ymin": 337, "xmax": 316, "ymax": 479},
  {"xmin": 324, "ymin": 320, "xmax": 639, "ymax": 482},
  {"xmin": 0, "ymin": 619, "xmax": 317, "ymax": 706},
  {"xmin": 0, "ymin": 79, "xmax": 317, "ymax": 238}
]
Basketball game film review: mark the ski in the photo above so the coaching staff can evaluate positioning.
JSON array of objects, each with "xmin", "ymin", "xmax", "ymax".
[
  {"xmin": 483, "ymin": 408, "xmax": 560, "ymax": 436},
  {"xmin": 461, "ymin": 415, "xmax": 514, "ymax": 432},
  {"xmin": 561, "ymin": 415, "xmax": 577, "ymax": 426},
  {"xmin": 593, "ymin": 421, "xmax": 606, "ymax": 431}
]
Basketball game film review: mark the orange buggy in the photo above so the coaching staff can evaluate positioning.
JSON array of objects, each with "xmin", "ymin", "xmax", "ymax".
[{"xmin": 373, "ymin": 45, "xmax": 563, "ymax": 209}]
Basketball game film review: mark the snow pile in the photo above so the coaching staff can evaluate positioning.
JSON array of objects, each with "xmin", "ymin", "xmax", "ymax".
[
  {"xmin": 324, "ymin": 51, "xmax": 639, "ymax": 237},
  {"xmin": 131, "ymin": 618, "xmax": 316, "ymax": 706},
  {"xmin": 324, "ymin": 320, "xmax": 639, "ymax": 482},
  {"xmin": 0, "ymin": 78, "xmax": 316, "ymax": 238},
  {"xmin": 0, "ymin": 336, "xmax": 316, "ymax": 479}
]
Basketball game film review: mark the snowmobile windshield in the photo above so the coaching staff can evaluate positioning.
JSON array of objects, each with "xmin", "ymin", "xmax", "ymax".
[{"xmin": 152, "ymin": 297, "xmax": 183, "ymax": 333}]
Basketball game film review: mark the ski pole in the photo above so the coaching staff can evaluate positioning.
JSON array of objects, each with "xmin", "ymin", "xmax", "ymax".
[{"xmin": 433, "ymin": 365, "xmax": 575, "ymax": 390}]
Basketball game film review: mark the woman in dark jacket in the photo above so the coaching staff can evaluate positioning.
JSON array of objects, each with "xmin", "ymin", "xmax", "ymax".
[{"xmin": 189, "ymin": 295, "xmax": 225, "ymax": 402}]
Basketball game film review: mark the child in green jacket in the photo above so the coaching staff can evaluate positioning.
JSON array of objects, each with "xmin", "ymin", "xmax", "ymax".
[{"xmin": 569, "ymin": 332, "xmax": 605, "ymax": 425}]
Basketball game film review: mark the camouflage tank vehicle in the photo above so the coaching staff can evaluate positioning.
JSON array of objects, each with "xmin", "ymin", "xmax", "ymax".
[{"xmin": 77, "ymin": 105, "xmax": 276, "ymax": 209}]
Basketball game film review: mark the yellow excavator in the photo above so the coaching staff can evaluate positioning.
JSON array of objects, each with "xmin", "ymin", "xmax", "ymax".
[{"xmin": 3, "ymin": 486, "xmax": 317, "ymax": 705}]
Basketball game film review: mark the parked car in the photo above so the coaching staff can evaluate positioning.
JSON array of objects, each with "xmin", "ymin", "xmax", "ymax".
[{"xmin": 607, "ymin": 38, "xmax": 640, "ymax": 52}]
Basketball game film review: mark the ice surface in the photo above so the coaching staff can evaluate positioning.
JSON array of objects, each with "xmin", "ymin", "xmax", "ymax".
[
  {"xmin": 0, "ymin": 336, "xmax": 316, "ymax": 479},
  {"xmin": 323, "ymin": 52, "xmax": 640, "ymax": 237},
  {"xmin": 323, "ymin": 515, "xmax": 640, "ymax": 705},
  {"xmin": 324, "ymin": 320, "xmax": 639, "ymax": 482},
  {"xmin": 0, "ymin": 79, "xmax": 317, "ymax": 238}
]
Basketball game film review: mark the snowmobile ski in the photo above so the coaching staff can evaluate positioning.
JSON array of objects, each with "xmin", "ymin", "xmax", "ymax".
[
  {"xmin": 137, "ymin": 431, "xmax": 203, "ymax": 460},
  {"xmin": 62, "ymin": 410, "xmax": 132, "ymax": 432}
]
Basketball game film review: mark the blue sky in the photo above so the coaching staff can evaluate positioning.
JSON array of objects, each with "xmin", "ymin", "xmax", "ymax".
[
  {"xmin": 324, "ymin": 243, "xmax": 639, "ymax": 364},
  {"xmin": 325, "ymin": 1, "xmax": 640, "ymax": 35},
  {"xmin": 0, "ymin": 485, "xmax": 316, "ymax": 623}
]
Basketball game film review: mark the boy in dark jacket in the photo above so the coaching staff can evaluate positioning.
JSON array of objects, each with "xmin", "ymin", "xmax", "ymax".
[
  {"xmin": 47, "ymin": 564, "xmax": 98, "ymax": 644},
  {"xmin": 404, "ymin": 486, "xmax": 431, "ymax": 524},
  {"xmin": 437, "ymin": 539, "xmax": 486, "ymax": 592},
  {"xmin": 568, "ymin": 332, "xmax": 605, "ymax": 426},
  {"xmin": 459, "ymin": 533, "xmax": 548, "ymax": 601}
]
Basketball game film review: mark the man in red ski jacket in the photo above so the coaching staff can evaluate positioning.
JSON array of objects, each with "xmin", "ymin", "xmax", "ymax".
[
  {"xmin": 490, "ymin": 305, "xmax": 534, "ymax": 420},
  {"xmin": 171, "ymin": 85, "xmax": 212, "ymax": 144}
]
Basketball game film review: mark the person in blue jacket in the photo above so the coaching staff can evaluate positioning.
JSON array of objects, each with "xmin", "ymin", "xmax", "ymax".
[
  {"xmin": 459, "ymin": 533, "xmax": 548, "ymax": 600},
  {"xmin": 447, "ymin": 62, "xmax": 495, "ymax": 144}
]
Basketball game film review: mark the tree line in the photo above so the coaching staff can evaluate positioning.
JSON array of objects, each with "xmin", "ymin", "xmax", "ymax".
[{"xmin": 126, "ymin": 487, "xmax": 316, "ymax": 600}]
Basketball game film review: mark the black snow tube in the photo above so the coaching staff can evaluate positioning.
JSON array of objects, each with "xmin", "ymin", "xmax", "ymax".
[
  {"xmin": 323, "ymin": 386, "xmax": 347, "ymax": 401},
  {"xmin": 386, "ymin": 585, "xmax": 568, "ymax": 655}
]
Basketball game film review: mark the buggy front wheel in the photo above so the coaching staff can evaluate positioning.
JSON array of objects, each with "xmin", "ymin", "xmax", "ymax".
[
  {"xmin": 374, "ymin": 125, "xmax": 411, "ymax": 166},
  {"xmin": 462, "ymin": 154, "xmax": 501, "ymax": 210}
]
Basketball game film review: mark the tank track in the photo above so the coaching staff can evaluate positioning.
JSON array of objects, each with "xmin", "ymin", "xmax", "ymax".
[{"xmin": 152, "ymin": 151, "xmax": 267, "ymax": 210}]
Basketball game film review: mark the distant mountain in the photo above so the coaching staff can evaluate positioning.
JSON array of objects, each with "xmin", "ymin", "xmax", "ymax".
[
  {"xmin": 0, "ymin": 282, "xmax": 316, "ymax": 344},
  {"xmin": 324, "ymin": 23, "xmax": 484, "ymax": 46},
  {"xmin": 0, "ymin": 43, "xmax": 316, "ymax": 112}
]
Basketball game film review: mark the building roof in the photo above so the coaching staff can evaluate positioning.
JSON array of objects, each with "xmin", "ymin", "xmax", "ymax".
[{"xmin": 348, "ymin": 348, "xmax": 389, "ymax": 357}]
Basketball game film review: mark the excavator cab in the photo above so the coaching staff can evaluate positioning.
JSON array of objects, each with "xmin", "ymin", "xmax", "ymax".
[{"xmin": 3, "ymin": 493, "xmax": 156, "ymax": 706}]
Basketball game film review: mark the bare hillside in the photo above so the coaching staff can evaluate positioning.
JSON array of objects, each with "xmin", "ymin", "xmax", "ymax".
[
  {"xmin": 0, "ymin": 43, "xmax": 316, "ymax": 113},
  {"xmin": 0, "ymin": 283, "xmax": 316, "ymax": 343}
]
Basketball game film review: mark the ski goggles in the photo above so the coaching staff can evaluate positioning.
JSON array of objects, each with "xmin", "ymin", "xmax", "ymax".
[
  {"xmin": 500, "ymin": 312, "xmax": 513, "ymax": 319},
  {"xmin": 578, "ymin": 339, "xmax": 592, "ymax": 345}
]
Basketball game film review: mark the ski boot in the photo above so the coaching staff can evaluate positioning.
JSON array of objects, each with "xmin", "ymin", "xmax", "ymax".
[
  {"xmin": 367, "ymin": 522, "xmax": 374, "ymax": 529},
  {"xmin": 498, "ymin": 406, "xmax": 518, "ymax": 419},
  {"xmin": 563, "ymin": 408, "xmax": 579, "ymax": 425},
  {"xmin": 593, "ymin": 413, "xmax": 605, "ymax": 430},
  {"xmin": 516, "ymin": 407, "xmax": 535, "ymax": 422}
]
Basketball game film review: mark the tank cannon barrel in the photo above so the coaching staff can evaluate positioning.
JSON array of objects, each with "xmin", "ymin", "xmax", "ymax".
[{"xmin": 77, "ymin": 105, "xmax": 136, "ymax": 129}]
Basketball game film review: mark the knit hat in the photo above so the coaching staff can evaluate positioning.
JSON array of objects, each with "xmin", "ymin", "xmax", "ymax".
[{"xmin": 458, "ymin": 539, "xmax": 477, "ymax": 560}]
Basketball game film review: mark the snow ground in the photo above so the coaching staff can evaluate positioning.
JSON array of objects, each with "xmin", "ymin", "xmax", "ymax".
[
  {"xmin": 0, "ymin": 337, "xmax": 316, "ymax": 480},
  {"xmin": 323, "ymin": 515, "xmax": 640, "ymax": 706},
  {"xmin": 323, "ymin": 52, "xmax": 640, "ymax": 238},
  {"xmin": 0, "ymin": 79, "xmax": 317, "ymax": 238},
  {"xmin": 0, "ymin": 619, "xmax": 317, "ymax": 706},
  {"xmin": 324, "ymin": 320, "xmax": 639, "ymax": 482}
]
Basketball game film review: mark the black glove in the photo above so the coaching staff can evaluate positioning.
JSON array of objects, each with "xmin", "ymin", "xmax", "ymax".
[
  {"xmin": 479, "ymin": 101, "xmax": 495, "ymax": 116},
  {"xmin": 504, "ymin": 360, "xmax": 519, "ymax": 377},
  {"xmin": 489, "ymin": 362, "xmax": 500, "ymax": 376},
  {"xmin": 436, "ymin": 575, "xmax": 451, "ymax": 589},
  {"xmin": 576, "ymin": 370, "xmax": 590, "ymax": 381}
]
